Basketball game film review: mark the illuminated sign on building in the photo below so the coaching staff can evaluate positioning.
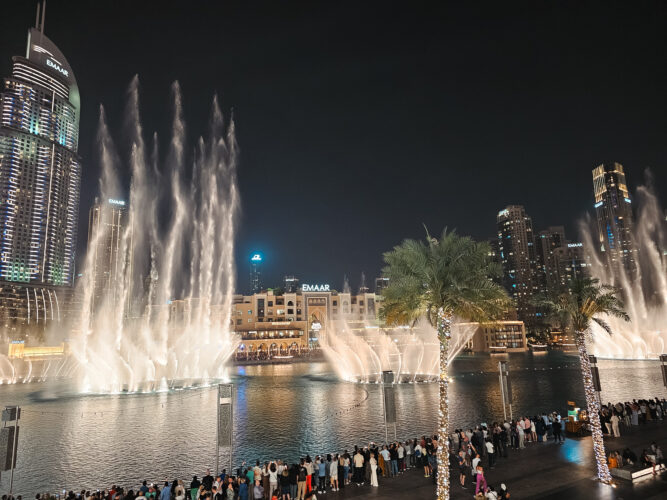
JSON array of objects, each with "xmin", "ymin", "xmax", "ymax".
[
  {"xmin": 250, "ymin": 253, "xmax": 262, "ymax": 262},
  {"xmin": 108, "ymin": 198, "xmax": 126, "ymax": 206},
  {"xmin": 46, "ymin": 58, "xmax": 69, "ymax": 77},
  {"xmin": 567, "ymin": 243, "xmax": 583, "ymax": 248},
  {"xmin": 302, "ymin": 284, "xmax": 330, "ymax": 292}
]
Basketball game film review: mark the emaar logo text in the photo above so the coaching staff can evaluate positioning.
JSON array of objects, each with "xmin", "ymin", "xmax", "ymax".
[
  {"xmin": 302, "ymin": 284, "xmax": 330, "ymax": 292},
  {"xmin": 46, "ymin": 58, "xmax": 69, "ymax": 77}
]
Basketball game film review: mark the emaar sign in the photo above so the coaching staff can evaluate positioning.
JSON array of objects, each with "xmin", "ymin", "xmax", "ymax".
[
  {"xmin": 302, "ymin": 284, "xmax": 330, "ymax": 292},
  {"xmin": 46, "ymin": 58, "xmax": 69, "ymax": 77}
]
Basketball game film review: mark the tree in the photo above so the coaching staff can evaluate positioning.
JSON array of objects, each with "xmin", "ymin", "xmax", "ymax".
[
  {"xmin": 537, "ymin": 277, "xmax": 629, "ymax": 483},
  {"xmin": 380, "ymin": 229, "xmax": 510, "ymax": 500}
]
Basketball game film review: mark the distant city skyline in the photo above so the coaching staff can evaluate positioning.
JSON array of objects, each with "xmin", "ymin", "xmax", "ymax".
[{"xmin": 1, "ymin": 1, "xmax": 666, "ymax": 292}]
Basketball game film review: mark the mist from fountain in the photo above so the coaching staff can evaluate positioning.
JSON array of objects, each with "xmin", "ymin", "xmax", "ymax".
[
  {"xmin": 320, "ymin": 316, "xmax": 476, "ymax": 383},
  {"xmin": 68, "ymin": 78, "xmax": 240, "ymax": 393},
  {"xmin": 581, "ymin": 177, "xmax": 667, "ymax": 359}
]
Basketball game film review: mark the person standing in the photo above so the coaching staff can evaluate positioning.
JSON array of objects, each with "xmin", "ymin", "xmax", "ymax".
[
  {"xmin": 202, "ymin": 472, "xmax": 214, "ymax": 493},
  {"xmin": 317, "ymin": 457, "xmax": 326, "ymax": 494},
  {"xmin": 457, "ymin": 450, "xmax": 467, "ymax": 489},
  {"xmin": 389, "ymin": 443, "xmax": 399, "ymax": 477},
  {"xmin": 369, "ymin": 453, "xmax": 379, "ymax": 487},
  {"xmin": 552, "ymin": 417, "xmax": 563, "ymax": 443},
  {"xmin": 329, "ymin": 455, "xmax": 339, "ymax": 492},
  {"xmin": 611, "ymin": 411, "xmax": 621, "ymax": 437},
  {"xmin": 485, "ymin": 439, "xmax": 495, "ymax": 469},
  {"xmin": 296, "ymin": 460, "xmax": 307, "ymax": 500},
  {"xmin": 304, "ymin": 457, "xmax": 314, "ymax": 494},
  {"xmin": 474, "ymin": 466, "xmax": 488, "ymax": 496},
  {"xmin": 353, "ymin": 449, "xmax": 365, "ymax": 486},
  {"xmin": 238, "ymin": 478, "xmax": 248, "ymax": 500},
  {"xmin": 253, "ymin": 480, "xmax": 264, "ymax": 500}
]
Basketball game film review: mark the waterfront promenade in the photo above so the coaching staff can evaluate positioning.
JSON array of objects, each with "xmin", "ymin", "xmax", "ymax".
[{"xmin": 332, "ymin": 421, "xmax": 667, "ymax": 499}]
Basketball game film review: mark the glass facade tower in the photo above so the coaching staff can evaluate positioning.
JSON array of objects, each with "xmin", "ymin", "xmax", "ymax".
[
  {"xmin": 0, "ymin": 26, "xmax": 81, "ymax": 286},
  {"xmin": 592, "ymin": 162, "xmax": 636, "ymax": 275}
]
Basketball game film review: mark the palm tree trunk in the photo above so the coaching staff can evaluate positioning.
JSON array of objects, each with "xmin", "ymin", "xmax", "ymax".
[
  {"xmin": 436, "ymin": 308, "xmax": 451, "ymax": 500},
  {"xmin": 575, "ymin": 329, "xmax": 612, "ymax": 483}
]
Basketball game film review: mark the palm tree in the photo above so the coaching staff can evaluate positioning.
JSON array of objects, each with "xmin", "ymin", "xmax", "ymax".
[
  {"xmin": 538, "ymin": 277, "xmax": 629, "ymax": 483},
  {"xmin": 380, "ymin": 229, "xmax": 510, "ymax": 500}
]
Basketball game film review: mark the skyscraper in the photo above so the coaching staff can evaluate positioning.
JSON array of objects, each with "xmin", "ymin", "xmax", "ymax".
[
  {"xmin": 0, "ymin": 8, "xmax": 81, "ymax": 286},
  {"xmin": 535, "ymin": 226, "xmax": 566, "ymax": 292},
  {"xmin": 250, "ymin": 252, "xmax": 263, "ymax": 293},
  {"xmin": 553, "ymin": 242, "xmax": 590, "ymax": 288},
  {"xmin": 497, "ymin": 205, "xmax": 538, "ymax": 324},
  {"xmin": 284, "ymin": 275, "xmax": 299, "ymax": 293},
  {"xmin": 592, "ymin": 162, "xmax": 636, "ymax": 275},
  {"xmin": 87, "ymin": 197, "xmax": 129, "ymax": 310}
]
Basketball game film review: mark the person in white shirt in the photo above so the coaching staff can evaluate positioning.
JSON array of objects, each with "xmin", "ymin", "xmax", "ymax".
[
  {"xmin": 397, "ymin": 443, "xmax": 405, "ymax": 472},
  {"xmin": 471, "ymin": 453, "xmax": 481, "ymax": 480},
  {"xmin": 485, "ymin": 439, "xmax": 495, "ymax": 468},
  {"xmin": 353, "ymin": 450, "xmax": 365, "ymax": 485}
]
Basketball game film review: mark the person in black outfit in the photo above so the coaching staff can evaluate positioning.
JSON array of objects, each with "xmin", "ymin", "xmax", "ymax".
[
  {"xmin": 202, "ymin": 470, "xmax": 214, "ymax": 492},
  {"xmin": 189, "ymin": 477, "xmax": 201, "ymax": 500},
  {"xmin": 552, "ymin": 419, "xmax": 564, "ymax": 443}
]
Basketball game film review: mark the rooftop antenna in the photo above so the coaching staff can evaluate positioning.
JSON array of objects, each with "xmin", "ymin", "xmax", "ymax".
[
  {"xmin": 35, "ymin": 2, "xmax": 41, "ymax": 29},
  {"xmin": 40, "ymin": 0, "xmax": 46, "ymax": 34}
]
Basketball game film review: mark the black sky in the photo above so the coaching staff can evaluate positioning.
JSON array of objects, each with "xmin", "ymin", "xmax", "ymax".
[{"xmin": 2, "ymin": 1, "xmax": 666, "ymax": 293}]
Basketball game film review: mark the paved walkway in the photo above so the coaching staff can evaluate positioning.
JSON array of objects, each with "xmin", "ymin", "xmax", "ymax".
[{"xmin": 314, "ymin": 421, "xmax": 667, "ymax": 499}]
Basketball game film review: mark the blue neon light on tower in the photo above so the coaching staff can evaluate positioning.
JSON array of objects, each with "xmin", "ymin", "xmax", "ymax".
[{"xmin": 250, "ymin": 252, "xmax": 263, "ymax": 293}]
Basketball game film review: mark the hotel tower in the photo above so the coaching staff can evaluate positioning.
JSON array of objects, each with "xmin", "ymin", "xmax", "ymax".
[{"xmin": 0, "ymin": 4, "xmax": 81, "ymax": 287}]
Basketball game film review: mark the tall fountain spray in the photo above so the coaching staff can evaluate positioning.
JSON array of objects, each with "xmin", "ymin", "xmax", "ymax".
[
  {"xmin": 581, "ymin": 178, "xmax": 667, "ymax": 359},
  {"xmin": 320, "ymin": 316, "xmax": 476, "ymax": 383},
  {"xmin": 70, "ymin": 78, "xmax": 239, "ymax": 392}
]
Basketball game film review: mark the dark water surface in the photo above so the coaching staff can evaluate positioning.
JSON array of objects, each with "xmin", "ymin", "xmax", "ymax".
[{"xmin": 0, "ymin": 351, "xmax": 664, "ymax": 495}]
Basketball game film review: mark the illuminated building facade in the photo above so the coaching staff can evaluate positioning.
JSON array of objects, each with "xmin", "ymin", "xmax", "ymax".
[
  {"xmin": 231, "ymin": 287, "xmax": 379, "ymax": 360},
  {"xmin": 496, "ymin": 205, "xmax": 538, "ymax": 325},
  {"xmin": 553, "ymin": 242, "xmax": 590, "ymax": 289},
  {"xmin": 87, "ymin": 197, "xmax": 129, "ymax": 311},
  {"xmin": 465, "ymin": 320, "xmax": 528, "ymax": 353},
  {"xmin": 592, "ymin": 162, "xmax": 636, "ymax": 275},
  {"xmin": 0, "ymin": 16, "xmax": 81, "ymax": 286},
  {"xmin": 249, "ymin": 252, "xmax": 262, "ymax": 293},
  {"xmin": 535, "ymin": 226, "xmax": 566, "ymax": 293},
  {"xmin": 283, "ymin": 275, "xmax": 299, "ymax": 293}
]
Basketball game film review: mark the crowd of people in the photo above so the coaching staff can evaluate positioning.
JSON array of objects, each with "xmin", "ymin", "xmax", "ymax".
[{"xmin": 15, "ymin": 397, "xmax": 666, "ymax": 500}]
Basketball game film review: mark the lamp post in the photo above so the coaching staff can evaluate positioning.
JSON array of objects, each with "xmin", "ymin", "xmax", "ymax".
[
  {"xmin": 498, "ymin": 361, "xmax": 512, "ymax": 421},
  {"xmin": 381, "ymin": 371, "xmax": 397, "ymax": 443},
  {"xmin": 215, "ymin": 384, "xmax": 234, "ymax": 476},
  {"xmin": 589, "ymin": 355, "xmax": 602, "ymax": 405}
]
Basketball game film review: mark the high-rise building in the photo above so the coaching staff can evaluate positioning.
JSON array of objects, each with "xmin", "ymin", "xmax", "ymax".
[
  {"xmin": 250, "ymin": 252, "xmax": 263, "ymax": 293},
  {"xmin": 0, "ymin": 9, "xmax": 81, "ymax": 286},
  {"xmin": 554, "ymin": 242, "xmax": 590, "ymax": 288},
  {"xmin": 87, "ymin": 197, "xmax": 129, "ymax": 310},
  {"xmin": 535, "ymin": 226, "xmax": 566, "ymax": 292},
  {"xmin": 592, "ymin": 162, "xmax": 636, "ymax": 275},
  {"xmin": 284, "ymin": 275, "xmax": 299, "ymax": 293},
  {"xmin": 496, "ymin": 205, "xmax": 538, "ymax": 324},
  {"xmin": 374, "ymin": 277, "xmax": 389, "ymax": 295}
]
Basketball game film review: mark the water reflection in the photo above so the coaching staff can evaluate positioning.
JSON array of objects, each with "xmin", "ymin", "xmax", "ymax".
[{"xmin": 0, "ymin": 352, "xmax": 664, "ymax": 496}]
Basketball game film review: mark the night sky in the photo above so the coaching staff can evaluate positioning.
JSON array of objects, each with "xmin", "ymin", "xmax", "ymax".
[{"xmin": 2, "ymin": 1, "xmax": 666, "ymax": 293}]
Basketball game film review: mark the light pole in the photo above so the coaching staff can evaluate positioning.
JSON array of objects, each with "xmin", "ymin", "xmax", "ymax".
[
  {"xmin": 589, "ymin": 355, "xmax": 602, "ymax": 405},
  {"xmin": 381, "ymin": 371, "xmax": 397, "ymax": 442},
  {"xmin": 498, "ymin": 361, "xmax": 512, "ymax": 421},
  {"xmin": 1, "ymin": 406, "xmax": 20, "ymax": 496}
]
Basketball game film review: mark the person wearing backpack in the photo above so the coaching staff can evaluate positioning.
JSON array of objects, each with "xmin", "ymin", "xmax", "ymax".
[{"xmin": 296, "ymin": 460, "xmax": 307, "ymax": 500}]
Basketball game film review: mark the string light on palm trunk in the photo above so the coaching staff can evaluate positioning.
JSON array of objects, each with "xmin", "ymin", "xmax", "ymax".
[
  {"xmin": 576, "ymin": 331, "xmax": 612, "ymax": 484},
  {"xmin": 436, "ymin": 308, "xmax": 451, "ymax": 500}
]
